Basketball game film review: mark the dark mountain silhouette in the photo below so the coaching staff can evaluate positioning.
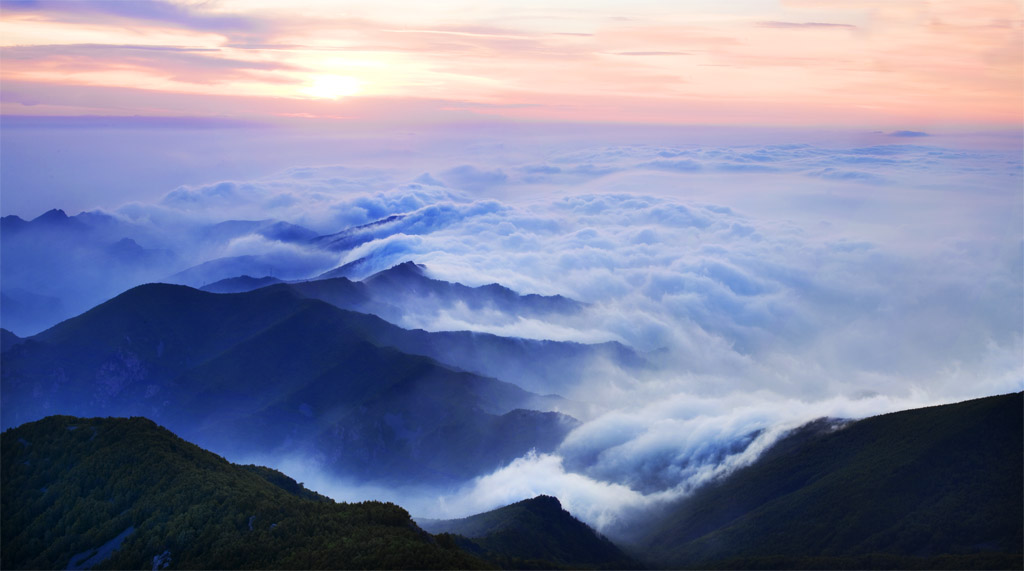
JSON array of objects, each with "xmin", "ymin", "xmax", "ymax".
[
  {"xmin": 627, "ymin": 392, "xmax": 1024, "ymax": 570},
  {"xmin": 419, "ymin": 495, "xmax": 639, "ymax": 569},
  {"xmin": 1, "ymin": 328, "xmax": 24, "ymax": 353},
  {"xmin": 1, "ymin": 415, "xmax": 487, "ymax": 570},
  {"xmin": 0, "ymin": 284, "xmax": 579, "ymax": 485}
]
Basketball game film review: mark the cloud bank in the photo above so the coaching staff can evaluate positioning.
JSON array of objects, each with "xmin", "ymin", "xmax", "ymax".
[{"xmin": 3, "ymin": 128, "xmax": 1021, "ymax": 535}]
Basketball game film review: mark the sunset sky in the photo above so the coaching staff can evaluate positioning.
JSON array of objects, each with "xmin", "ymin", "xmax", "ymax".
[
  {"xmin": 1, "ymin": 1, "xmax": 1022, "ymax": 522},
  {"xmin": 2, "ymin": 0, "xmax": 1021, "ymax": 129}
]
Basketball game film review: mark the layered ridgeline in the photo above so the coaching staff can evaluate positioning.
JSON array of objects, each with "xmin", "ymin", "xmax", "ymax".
[
  {"xmin": 419, "ymin": 496, "xmax": 640, "ymax": 570},
  {"xmin": 204, "ymin": 262, "xmax": 648, "ymax": 396},
  {"xmin": 627, "ymin": 392, "xmax": 1023, "ymax": 570},
  {"xmin": 1, "ymin": 415, "xmax": 487, "ymax": 570},
  {"xmin": 0, "ymin": 282, "xmax": 580, "ymax": 486}
]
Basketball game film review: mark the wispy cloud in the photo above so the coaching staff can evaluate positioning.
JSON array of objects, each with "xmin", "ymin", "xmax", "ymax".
[
  {"xmin": 1, "ymin": 0, "xmax": 264, "ymax": 36},
  {"xmin": 1, "ymin": 1, "xmax": 1018, "ymax": 126},
  {"xmin": 610, "ymin": 51, "xmax": 689, "ymax": 56},
  {"xmin": 889, "ymin": 130, "xmax": 930, "ymax": 137},
  {"xmin": 757, "ymin": 21, "xmax": 856, "ymax": 29},
  {"xmin": 2, "ymin": 43, "xmax": 299, "ymax": 85},
  {"xmin": 1, "ymin": 115, "xmax": 264, "ymax": 129}
]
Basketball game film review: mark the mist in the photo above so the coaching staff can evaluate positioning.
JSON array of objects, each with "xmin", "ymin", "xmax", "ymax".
[{"xmin": 3, "ymin": 123, "xmax": 1021, "ymax": 537}]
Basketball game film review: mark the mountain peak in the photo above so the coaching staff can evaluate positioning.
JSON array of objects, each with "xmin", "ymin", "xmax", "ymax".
[
  {"xmin": 367, "ymin": 261, "xmax": 427, "ymax": 281},
  {"xmin": 390, "ymin": 260, "xmax": 426, "ymax": 275},
  {"xmin": 33, "ymin": 208, "xmax": 69, "ymax": 223},
  {"xmin": 524, "ymin": 494, "xmax": 562, "ymax": 510},
  {"xmin": 419, "ymin": 493, "xmax": 638, "ymax": 568}
]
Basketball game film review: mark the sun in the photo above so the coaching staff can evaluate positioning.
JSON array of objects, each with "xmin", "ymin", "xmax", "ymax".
[{"xmin": 300, "ymin": 75, "xmax": 362, "ymax": 99}]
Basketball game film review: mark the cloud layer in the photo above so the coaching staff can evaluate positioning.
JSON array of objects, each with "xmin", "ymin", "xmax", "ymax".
[{"xmin": 3, "ymin": 129, "xmax": 1021, "ymax": 536}]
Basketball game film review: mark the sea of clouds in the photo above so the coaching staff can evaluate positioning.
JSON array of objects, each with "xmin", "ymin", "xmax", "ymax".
[{"xmin": 4, "ymin": 125, "xmax": 1021, "ymax": 534}]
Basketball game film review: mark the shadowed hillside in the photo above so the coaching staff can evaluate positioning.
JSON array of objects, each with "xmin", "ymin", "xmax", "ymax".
[
  {"xmin": 629, "ymin": 392, "xmax": 1023, "ymax": 570},
  {"xmin": 1, "ymin": 415, "xmax": 487, "ymax": 570},
  {"xmin": 420, "ymin": 496, "xmax": 640, "ymax": 570}
]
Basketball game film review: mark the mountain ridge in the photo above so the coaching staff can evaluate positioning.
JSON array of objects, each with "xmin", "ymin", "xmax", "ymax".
[
  {"xmin": 1, "ymin": 282, "xmax": 579, "ymax": 486},
  {"xmin": 420, "ymin": 495, "xmax": 640, "ymax": 570},
  {"xmin": 627, "ymin": 391, "xmax": 1024, "ymax": 569},
  {"xmin": 1, "ymin": 415, "xmax": 488, "ymax": 570}
]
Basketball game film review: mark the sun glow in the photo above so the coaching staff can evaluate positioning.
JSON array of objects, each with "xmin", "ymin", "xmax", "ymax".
[{"xmin": 300, "ymin": 75, "xmax": 363, "ymax": 99}]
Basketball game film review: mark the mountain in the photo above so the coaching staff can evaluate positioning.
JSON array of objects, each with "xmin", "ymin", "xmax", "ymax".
[
  {"xmin": 165, "ymin": 255, "xmax": 309, "ymax": 288},
  {"xmin": 200, "ymin": 274, "xmax": 283, "ymax": 293},
  {"xmin": 628, "ymin": 392, "xmax": 1024, "ymax": 569},
  {"xmin": 237, "ymin": 263, "xmax": 645, "ymax": 396},
  {"xmin": 419, "ymin": 496, "xmax": 639, "ymax": 569},
  {"xmin": 202, "ymin": 219, "xmax": 319, "ymax": 244},
  {"xmin": 360, "ymin": 261, "xmax": 584, "ymax": 319},
  {"xmin": 1, "ymin": 328, "xmax": 24, "ymax": 352},
  {"xmin": 280, "ymin": 276, "xmax": 643, "ymax": 397},
  {"xmin": 1, "ymin": 415, "xmax": 487, "ymax": 570},
  {"xmin": 0, "ymin": 209, "xmax": 179, "ymax": 336},
  {"xmin": 316, "ymin": 255, "xmax": 377, "ymax": 280},
  {"xmin": 310, "ymin": 214, "xmax": 407, "ymax": 253},
  {"xmin": 0, "ymin": 283, "xmax": 579, "ymax": 486},
  {"xmin": 0, "ymin": 210, "xmax": 323, "ymax": 335},
  {"xmin": 192, "ymin": 263, "xmax": 647, "ymax": 396}
]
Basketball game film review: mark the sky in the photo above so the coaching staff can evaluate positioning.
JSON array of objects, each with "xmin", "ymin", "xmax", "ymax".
[
  {"xmin": 1, "ymin": 0, "xmax": 1022, "ymax": 532},
  {"xmin": 1, "ymin": 0, "xmax": 1021, "ymax": 129}
]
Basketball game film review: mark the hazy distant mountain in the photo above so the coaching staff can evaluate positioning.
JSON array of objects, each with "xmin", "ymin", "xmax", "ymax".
[
  {"xmin": 1, "ymin": 415, "xmax": 486, "ymax": 570},
  {"xmin": 201, "ymin": 275, "xmax": 284, "ymax": 293},
  {"xmin": 316, "ymin": 255, "xmax": 377, "ymax": 280},
  {"xmin": 361, "ymin": 261, "xmax": 583, "ymax": 317},
  {"xmin": 310, "ymin": 214, "xmax": 407, "ymax": 252},
  {"xmin": 0, "ymin": 284, "xmax": 579, "ymax": 485},
  {"xmin": 627, "ymin": 392, "xmax": 1023, "ymax": 569},
  {"xmin": 195, "ymin": 263, "xmax": 647, "ymax": 395},
  {"xmin": 202, "ymin": 219, "xmax": 319, "ymax": 244},
  {"xmin": 0, "ymin": 209, "xmax": 178, "ymax": 335},
  {"xmin": 0, "ymin": 211, "xmax": 327, "ymax": 335},
  {"xmin": 276, "ymin": 264, "xmax": 646, "ymax": 395},
  {"xmin": 419, "ymin": 495, "xmax": 639, "ymax": 569},
  {"xmin": 166, "ymin": 255, "xmax": 286, "ymax": 288}
]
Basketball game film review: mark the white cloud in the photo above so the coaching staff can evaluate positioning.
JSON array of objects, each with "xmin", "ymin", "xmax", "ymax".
[{"xmin": 4, "ymin": 128, "xmax": 1021, "ymax": 535}]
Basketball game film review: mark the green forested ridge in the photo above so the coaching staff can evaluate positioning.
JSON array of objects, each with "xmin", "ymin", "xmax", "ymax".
[
  {"xmin": 632, "ymin": 392, "xmax": 1024, "ymax": 570},
  {"xmin": 1, "ymin": 415, "xmax": 488, "ymax": 570},
  {"xmin": 420, "ymin": 495, "xmax": 640, "ymax": 570}
]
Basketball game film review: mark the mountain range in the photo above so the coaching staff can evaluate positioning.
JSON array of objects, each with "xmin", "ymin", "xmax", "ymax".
[
  {"xmin": 0, "ymin": 210, "xmax": 598, "ymax": 338},
  {"xmin": 200, "ymin": 263, "xmax": 646, "ymax": 396},
  {"xmin": 0, "ymin": 281, "xmax": 579, "ymax": 486},
  {"xmin": 3, "ymin": 393, "xmax": 1019, "ymax": 569},
  {"xmin": 2, "ymin": 209, "xmax": 1021, "ymax": 569}
]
